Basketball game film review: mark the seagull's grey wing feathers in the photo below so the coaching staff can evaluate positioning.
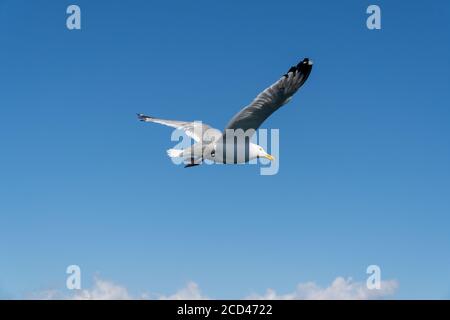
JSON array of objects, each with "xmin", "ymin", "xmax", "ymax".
[
  {"xmin": 224, "ymin": 58, "xmax": 313, "ymax": 134},
  {"xmin": 137, "ymin": 114, "xmax": 219, "ymax": 143}
]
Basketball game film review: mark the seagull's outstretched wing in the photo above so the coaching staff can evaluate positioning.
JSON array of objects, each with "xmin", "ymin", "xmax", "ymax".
[
  {"xmin": 137, "ymin": 114, "xmax": 219, "ymax": 143},
  {"xmin": 224, "ymin": 58, "xmax": 313, "ymax": 134}
]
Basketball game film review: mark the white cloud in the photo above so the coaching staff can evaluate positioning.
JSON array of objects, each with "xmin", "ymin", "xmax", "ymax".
[
  {"xmin": 73, "ymin": 277, "xmax": 132, "ymax": 300},
  {"xmin": 72, "ymin": 279, "xmax": 207, "ymax": 300},
  {"xmin": 158, "ymin": 281, "xmax": 208, "ymax": 300},
  {"xmin": 246, "ymin": 277, "xmax": 398, "ymax": 300},
  {"xmin": 31, "ymin": 276, "xmax": 397, "ymax": 300},
  {"xmin": 28, "ymin": 289, "xmax": 62, "ymax": 300},
  {"xmin": 32, "ymin": 278, "xmax": 205, "ymax": 300}
]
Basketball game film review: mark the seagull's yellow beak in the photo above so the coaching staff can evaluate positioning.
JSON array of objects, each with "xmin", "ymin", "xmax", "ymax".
[{"xmin": 264, "ymin": 153, "xmax": 275, "ymax": 161}]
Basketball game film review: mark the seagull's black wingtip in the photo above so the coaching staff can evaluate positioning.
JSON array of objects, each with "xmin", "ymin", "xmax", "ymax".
[
  {"xmin": 295, "ymin": 57, "xmax": 313, "ymax": 75},
  {"xmin": 302, "ymin": 58, "xmax": 313, "ymax": 65},
  {"xmin": 297, "ymin": 58, "xmax": 313, "ymax": 68},
  {"xmin": 284, "ymin": 58, "xmax": 313, "ymax": 78},
  {"xmin": 137, "ymin": 113, "xmax": 149, "ymax": 121}
]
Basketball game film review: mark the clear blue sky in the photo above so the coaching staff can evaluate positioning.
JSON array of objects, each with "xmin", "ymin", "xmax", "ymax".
[{"xmin": 0, "ymin": 0, "xmax": 449, "ymax": 299}]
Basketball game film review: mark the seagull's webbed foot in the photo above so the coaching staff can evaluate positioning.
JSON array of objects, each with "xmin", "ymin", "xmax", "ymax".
[
  {"xmin": 184, "ymin": 157, "xmax": 202, "ymax": 168},
  {"xmin": 184, "ymin": 163, "xmax": 200, "ymax": 168}
]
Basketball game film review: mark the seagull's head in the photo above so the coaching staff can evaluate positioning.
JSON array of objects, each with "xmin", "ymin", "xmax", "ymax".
[{"xmin": 254, "ymin": 144, "xmax": 274, "ymax": 161}]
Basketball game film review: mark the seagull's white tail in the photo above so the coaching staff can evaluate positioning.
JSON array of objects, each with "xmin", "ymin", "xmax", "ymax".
[{"xmin": 167, "ymin": 149, "xmax": 183, "ymax": 158}]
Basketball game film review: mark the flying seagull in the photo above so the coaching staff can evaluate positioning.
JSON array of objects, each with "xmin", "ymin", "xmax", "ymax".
[{"xmin": 138, "ymin": 58, "xmax": 313, "ymax": 167}]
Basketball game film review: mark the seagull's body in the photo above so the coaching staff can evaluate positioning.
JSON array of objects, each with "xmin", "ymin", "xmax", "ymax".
[{"xmin": 138, "ymin": 58, "xmax": 313, "ymax": 167}]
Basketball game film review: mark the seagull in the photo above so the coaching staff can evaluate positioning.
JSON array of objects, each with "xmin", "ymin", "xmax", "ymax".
[{"xmin": 138, "ymin": 58, "xmax": 313, "ymax": 167}]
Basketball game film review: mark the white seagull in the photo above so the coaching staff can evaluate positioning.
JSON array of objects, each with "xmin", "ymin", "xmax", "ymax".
[{"xmin": 138, "ymin": 58, "xmax": 313, "ymax": 167}]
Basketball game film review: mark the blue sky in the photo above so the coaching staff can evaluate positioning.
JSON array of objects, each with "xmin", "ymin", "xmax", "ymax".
[{"xmin": 0, "ymin": 0, "xmax": 449, "ymax": 299}]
